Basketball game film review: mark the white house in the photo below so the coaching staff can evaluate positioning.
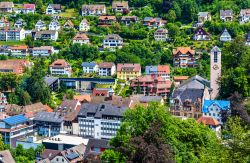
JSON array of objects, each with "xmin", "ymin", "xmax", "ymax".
[
  {"xmin": 0, "ymin": 17, "xmax": 9, "ymax": 28},
  {"xmin": 34, "ymin": 30, "xmax": 58, "ymax": 41},
  {"xmin": 198, "ymin": 12, "xmax": 211, "ymax": 23},
  {"xmin": 103, "ymin": 34, "xmax": 123, "ymax": 49},
  {"xmin": 220, "ymin": 10, "xmax": 233, "ymax": 21},
  {"xmin": 14, "ymin": 19, "xmax": 26, "ymax": 28},
  {"xmin": 63, "ymin": 19, "xmax": 74, "ymax": 29},
  {"xmin": 193, "ymin": 27, "xmax": 210, "ymax": 41},
  {"xmin": 23, "ymin": 4, "xmax": 36, "ymax": 14},
  {"xmin": 35, "ymin": 20, "xmax": 46, "ymax": 31},
  {"xmin": 49, "ymin": 19, "xmax": 60, "ymax": 31},
  {"xmin": 197, "ymin": 116, "xmax": 221, "ymax": 133},
  {"xmin": 79, "ymin": 19, "xmax": 90, "ymax": 32},
  {"xmin": 46, "ymin": 4, "xmax": 61, "ymax": 15},
  {"xmin": 82, "ymin": 62, "xmax": 99, "ymax": 74},
  {"xmin": 98, "ymin": 62, "xmax": 116, "ymax": 76},
  {"xmin": 202, "ymin": 100, "xmax": 230, "ymax": 124},
  {"xmin": 81, "ymin": 5, "xmax": 106, "ymax": 16},
  {"xmin": 0, "ymin": 2, "xmax": 14, "ymax": 13},
  {"xmin": 220, "ymin": 29, "xmax": 232, "ymax": 42},
  {"xmin": 10, "ymin": 45, "xmax": 29, "ymax": 57},
  {"xmin": 239, "ymin": 9, "xmax": 250, "ymax": 24},
  {"xmin": 49, "ymin": 59, "xmax": 71, "ymax": 77},
  {"xmin": 32, "ymin": 46, "xmax": 55, "ymax": 57},
  {"xmin": 154, "ymin": 28, "xmax": 168, "ymax": 41},
  {"xmin": 112, "ymin": 1, "xmax": 129, "ymax": 13},
  {"xmin": 78, "ymin": 103, "xmax": 128, "ymax": 139},
  {"xmin": 72, "ymin": 32, "xmax": 89, "ymax": 45},
  {"xmin": 0, "ymin": 28, "xmax": 26, "ymax": 41}
]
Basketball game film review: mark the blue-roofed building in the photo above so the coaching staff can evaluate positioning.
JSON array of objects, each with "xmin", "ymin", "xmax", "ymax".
[
  {"xmin": 0, "ymin": 114, "xmax": 34, "ymax": 147},
  {"xmin": 82, "ymin": 62, "xmax": 98, "ymax": 74},
  {"xmin": 202, "ymin": 100, "xmax": 230, "ymax": 124}
]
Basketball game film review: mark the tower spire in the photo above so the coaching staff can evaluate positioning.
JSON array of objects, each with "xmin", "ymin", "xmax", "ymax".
[{"xmin": 210, "ymin": 46, "xmax": 222, "ymax": 99}]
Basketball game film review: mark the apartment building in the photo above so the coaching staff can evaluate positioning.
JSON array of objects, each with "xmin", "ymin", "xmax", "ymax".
[
  {"xmin": 78, "ymin": 103, "xmax": 127, "ymax": 139},
  {"xmin": 117, "ymin": 63, "xmax": 141, "ymax": 81},
  {"xmin": 49, "ymin": 59, "xmax": 72, "ymax": 77}
]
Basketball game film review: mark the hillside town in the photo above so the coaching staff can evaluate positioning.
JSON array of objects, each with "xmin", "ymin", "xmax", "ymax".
[{"xmin": 0, "ymin": 0, "xmax": 249, "ymax": 162}]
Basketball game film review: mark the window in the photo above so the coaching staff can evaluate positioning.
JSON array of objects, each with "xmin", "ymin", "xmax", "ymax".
[{"xmin": 214, "ymin": 52, "xmax": 218, "ymax": 63}]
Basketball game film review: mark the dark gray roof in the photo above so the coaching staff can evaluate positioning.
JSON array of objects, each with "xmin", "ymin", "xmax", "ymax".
[
  {"xmin": 34, "ymin": 112, "xmax": 64, "ymax": 123},
  {"xmin": 57, "ymin": 99, "xmax": 79, "ymax": 111},
  {"xmin": 81, "ymin": 62, "xmax": 97, "ymax": 68},
  {"xmin": 178, "ymin": 75, "xmax": 210, "ymax": 90},
  {"xmin": 85, "ymin": 138, "xmax": 110, "ymax": 156},
  {"xmin": 220, "ymin": 10, "xmax": 233, "ymax": 16},
  {"xmin": 35, "ymin": 30, "xmax": 57, "ymax": 36},
  {"xmin": 246, "ymin": 32, "xmax": 250, "ymax": 41},
  {"xmin": 139, "ymin": 95, "xmax": 163, "ymax": 103},
  {"xmin": 78, "ymin": 103, "xmax": 127, "ymax": 118},
  {"xmin": 44, "ymin": 76, "xmax": 59, "ymax": 86},
  {"xmin": 173, "ymin": 88, "xmax": 204, "ymax": 103},
  {"xmin": 50, "ymin": 4, "xmax": 61, "ymax": 10},
  {"xmin": 105, "ymin": 34, "xmax": 122, "ymax": 41},
  {"xmin": 211, "ymin": 46, "xmax": 221, "ymax": 52}
]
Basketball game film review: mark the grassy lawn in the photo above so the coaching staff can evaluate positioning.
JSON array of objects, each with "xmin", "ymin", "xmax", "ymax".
[
  {"xmin": 59, "ymin": 8, "xmax": 78, "ymax": 18},
  {"xmin": 0, "ymin": 41, "xmax": 26, "ymax": 46}
]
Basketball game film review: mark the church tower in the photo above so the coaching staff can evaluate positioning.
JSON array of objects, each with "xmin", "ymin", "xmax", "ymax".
[{"xmin": 210, "ymin": 46, "xmax": 221, "ymax": 99}]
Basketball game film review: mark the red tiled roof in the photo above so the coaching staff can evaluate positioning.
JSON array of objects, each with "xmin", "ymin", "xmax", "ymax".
[
  {"xmin": 99, "ymin": 15, "xmax": 116, "ymax": 20},
  {"xmin": 112, "ymin": 1, "xmax": 129, "ymax": 8},
  {"xmin": 24, "ymin": 112, "xmax": 35, "ymax": 118},
  {"xmin": 98, "ymin": 62, "xmax": 115, "ymax": 68},
  {"xmin": 50, "ymin": 59, "xmax": 70, "ymax": 67},
  {"xmin": 117, "ymin": 63, "xmax": 141, "ymax": 72},
  {"xmin": 10, "ymin": 45, "xmax": 28, "ymax": 50},
  {"xmin": 1, "ymin": 17, "xmax": 8, "ymax": 23},
  {"xmin": 173, "ymin": 76, "xmax": 189, "ymax": 81},
  {"xmin": 74, "ymin": 94, "xmax": 91, "ymax": 102},
  {"xmin": 157, "ymin": 65, "xmax": 170, "ymax": 74},
  {"xmin": 0, "ymin": 59, "xmax": 31, "ymax": 75},
  {"xmin": 173, "ymin": 47, "xmax": 195, "ymax": 55},
  {"xmin": 23, "ymin": 4, "xmax": 35, "ymax": 10},
  {"xmin": 197, "ymin": 116, "xmax": 220, "ymax": 126},
  {"xmin": 44, "ymin": 105, "xmax": 53, "ymax": 112},
  {"xmin": 64, "ymin": 19, "xmax": 74, "ymax": 27},
  {"xmin": 73, "ymin": 32, "xmax": 89, "ymax": 40},
  {"xmin": 131, "ymin": 75, "xmax": 167, "ymax": 83},
  {"xmin": 93, "ymin": 88, "xmax": 108, "ymax": 96}
]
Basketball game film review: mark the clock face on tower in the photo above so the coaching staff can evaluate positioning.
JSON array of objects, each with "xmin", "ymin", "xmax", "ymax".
[{"xmin": 213, "ymin": 64, "xmax": 219, "ymax": 70}]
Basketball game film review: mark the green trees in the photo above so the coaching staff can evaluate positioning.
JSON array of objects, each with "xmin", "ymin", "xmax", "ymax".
[
  {"xmin": 102, "ymin": 103, "xmax": 225, "ymax": 162},
  {"xmin": 220, "ymin": 37, "xmax": 250, "ymax": 98},
  {"xmin": 0, "ymin": 73, "xmax": 19, "ymax": 92},
  {"xmin": 223, "ymin": 117, "xmax": 250, "ymax": 162},
  {"xmin": 25, "ymin": 60, "xmax": 51, "ymax": 104},
  {"xmin": 2, "ymin": 59, "xmax": 52, "ymax": 105},
  {"xmin": 220, "ymin": 67, "xmax": 249, "ymax": 98},
  {"xmin": 7, "ymin": 144, "xmax": 44, "ymax": 163}
]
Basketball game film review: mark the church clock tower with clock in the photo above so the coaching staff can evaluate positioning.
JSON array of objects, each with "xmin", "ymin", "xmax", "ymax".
[{"xmin": 210, "ymin": 46, "xmax": 222, "ymax": 99}]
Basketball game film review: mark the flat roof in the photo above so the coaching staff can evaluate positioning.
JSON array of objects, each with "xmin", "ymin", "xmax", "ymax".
[{"xmin": 42, "ymin": 134, "xmax": 89, "ymax": 146}]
